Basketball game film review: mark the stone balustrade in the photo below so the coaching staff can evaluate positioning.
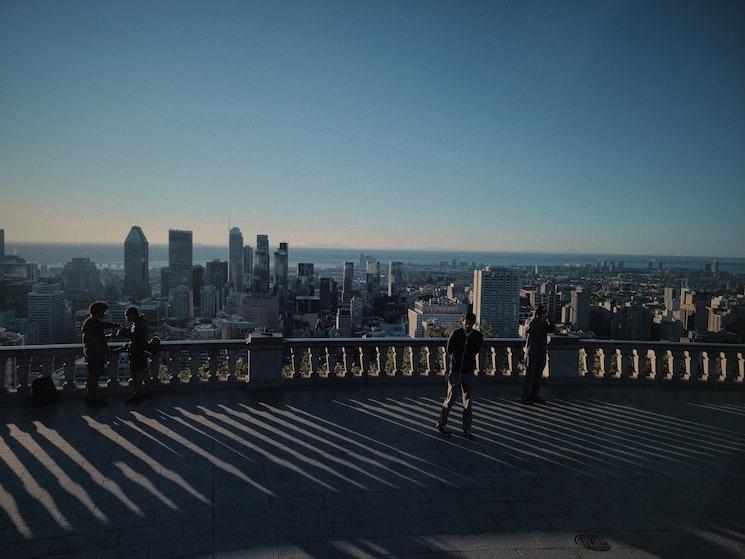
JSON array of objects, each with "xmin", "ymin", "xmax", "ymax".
[{"xmin": 1, "ymin": 335, "xmax": 743, "ymax": 399}]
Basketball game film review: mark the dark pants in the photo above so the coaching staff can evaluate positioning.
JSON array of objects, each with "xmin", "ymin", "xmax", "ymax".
[
  {"xmin": 522, "ymin": 352, "xmax": 547, "ymax": 401},
  {"xmin": 85, "ymin": 354, "xmax": 107, "ymax": 399},
  {"xmin": 439, "ymin": 373, "xmax": 474, "ymax": 432}
]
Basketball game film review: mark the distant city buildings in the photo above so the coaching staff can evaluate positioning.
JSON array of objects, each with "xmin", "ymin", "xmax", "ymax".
[
  {"xmin": 168, "ymin": 229, "xmax": 193, "ymax": 290},
  {"xmin": 242, "ymin": 246, "xmax": 253, "ymax": 292},
  {"xmin": 342, "ymin": 261, "xmax": 354, "ymax": 302},
  {"xmin": 388, "ymin": 261, "xmax": 404, "ymax": 297},
  {"xmin": 123, "ymin": 226, "xmax": 151, "ymax": 299},
  {"xmin": 228, "ymin": 227, "xmax": 244, "ymax": 292},
  {"xmin": 61, "ymin": 258, "xmax": 103, "ymax": 304},
  {"xmin": 169, "ymin": 285, "xmax": 194, "ymax": 319},
  {"xmin": 408, "ymin": 300, "xmax": 467, "ymax": 338},
  {"xmin": 274, "ymin": 242, "xmax": 289, "ymax": 293},
  {"xmin": 28, "ymin": 283, "xmax": 66, "ymax": 344},
  {"xmin": 253, "ymin": 234, "xmax": 270, "ymax": 293}
]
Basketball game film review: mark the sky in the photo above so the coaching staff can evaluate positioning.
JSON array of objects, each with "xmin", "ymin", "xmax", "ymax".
[{"xmin": 1, "ymin": 0, "xmax": 744, "ymax": 256}]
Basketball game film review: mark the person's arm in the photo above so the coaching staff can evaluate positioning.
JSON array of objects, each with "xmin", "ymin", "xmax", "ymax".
[
  {"xmin": 526, "ymin": 318, "xmax": 534, "ymax": 333},
  {"xmin": 101, "ymin": 321, "xmax": 120, "ymax": 330},
  {"xmin": 446, "ymin": 330, "xmax": 457, "ymax": 356},
  {"xmin": 545, "ymin": 318, "xmax": 556, "ymax": 333},
  {"xmin": 117, "ymin": 327, "xmax": 133, "ymax": 340},
  {"xmin": 472, "ymin": 332, "xmax": 483, "ymax": 355}
]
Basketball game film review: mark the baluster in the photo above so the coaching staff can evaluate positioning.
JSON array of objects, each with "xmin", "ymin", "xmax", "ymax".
[
  {"xmin": 376, "ymin": 345, "xmax": 388, "ymax": 377},
  {"xmin": 359, "ymin": 346, "xmax": 371, "ymax": 377},
  {"xmin": 699, "ymin": 351, "xmax": 711, "ymax": 382},
  {"xmin": 188, "ymin": 351, "xmax": 200, "ymax": 383},
  {"xmin": 309, "ymin": 347, "xmax": 321, "ymax": 379},
  {"xmin": 149, "ymin": 350, "xmax": 161, "ymax": 385},
  {"xmin": 288, "ymin": 347, "xmax": 301, "ymax": 379},
  {"xmin": 716, "ymin": 351, "xmax": 729, "ymax": 383},
  {"xmin": 736, "ymin": 352, "xmax": 745, "ymax": 384},
  {"xmin": 436, "ymin": 344, "xmax": 448, "ymax": 376},
  {"xmin": 649, "ymin": 349, "xmax": 663, "ymax": 381},
  {"xmin": 328, "ymin": 346, "xmax": 342, "ymax": 378},
  {"xmin": 392, "ymin": 345, "xmax": 404, "ymax": 377},
  {"xmin": 340, "ymin": 346, "xmax": 353, "ymax": 377},
  {"xmin": 627, "ymin": 348, "xmax": 640, "ymax": 379},
  {"xmin": 108, "ymin": 353, "xmax": 121, "ymax": 387},
  {"xmin": 506, "ymin": 346, "xmax": 516, "ymax": 377},
  {"xmin": 421, "ymin": 346, "xmax": 432, "ymax": 376},
  {"xmin": 166, "ymin": 351, "xmax": 179, "ymax": 384},
  {"xmin": 578, "ymin": 348, "xmax": 587, "ymax": 377},
  {"xmin": 684, "ymin": 350, "xmax": 699, "ymax": 382},
  {"xmin": 408, "ymin": 346, "xmax": 420, "ymax": 377},
  {"xmin": 208, "ymin": 350, "xmax": 219, "ymax": 383},
  {"xmin": 63, "ymin": 353, "xmax": 77, "ymax": 390},
  {"xmin": 227, "ymin": 350, "xmax": 237, "ymax": 381}
]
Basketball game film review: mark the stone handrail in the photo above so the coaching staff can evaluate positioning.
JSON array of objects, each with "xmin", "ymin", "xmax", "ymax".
[{"xmin": 1, "ymin": 336, "xmax": 742, "ymax": 399}]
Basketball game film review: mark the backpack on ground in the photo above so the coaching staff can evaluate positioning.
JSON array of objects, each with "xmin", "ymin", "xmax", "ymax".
[
  {"xmin": 31, "ymin": 376, "xmax": 58, "ymax": 407},
  {"xmin": 147, "ymin": 336, "xmax": 161, "ymax": 353}
]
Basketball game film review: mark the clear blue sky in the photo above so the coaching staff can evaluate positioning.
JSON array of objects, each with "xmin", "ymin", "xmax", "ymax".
[{"xmin": 1, "ymin": 0, "xmax": 744, "ymax": 256}]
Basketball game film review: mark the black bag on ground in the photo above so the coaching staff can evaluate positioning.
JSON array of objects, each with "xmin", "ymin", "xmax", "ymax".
[{"xmin": 31, "ymin": 376, "xmax": 58, "ymax": 407}]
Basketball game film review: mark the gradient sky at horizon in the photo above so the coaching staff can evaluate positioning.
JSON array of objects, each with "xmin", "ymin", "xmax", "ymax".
[{"xmin": 1, "ymin": 0, "xmax": 744, "ymax": 256}]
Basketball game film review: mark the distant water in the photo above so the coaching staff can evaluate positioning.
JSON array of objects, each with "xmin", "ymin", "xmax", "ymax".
[{"xmin": 6, "ymin": 242, "xmax": 745, "ymax": 274}]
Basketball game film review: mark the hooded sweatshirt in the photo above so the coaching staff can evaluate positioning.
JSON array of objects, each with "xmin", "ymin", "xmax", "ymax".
[{"xmin": 82, "ymin": 316, "xmax": 120, "ymax": 356}]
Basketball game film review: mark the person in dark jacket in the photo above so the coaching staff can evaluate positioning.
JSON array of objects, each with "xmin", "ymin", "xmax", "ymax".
[
  {"xmin": 117, "ymin": 306, "xmax": 153, "ymax": 404},
  {"xmin": 521, "ymin": 305, "xmax": 555, "ymax": 405},
  {"xmin": 436, "ymin": 312, "xmax": 484, "ymax": 439},
  {"xmin": 81, "ymin": 301, "xmax": 120, "ymax": 407}
]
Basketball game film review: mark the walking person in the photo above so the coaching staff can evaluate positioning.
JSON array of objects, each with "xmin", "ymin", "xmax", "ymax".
[
  {"xmin": 521, "ymin": 305, "xmax": 555, "ymax": 405},
  {"xmin": 81, "ymin": 301, "xmax": 120, "ymax": 407},
  {"xmin": 117, "ymin": 306, "xmax": 154, "ymax": 404},
  {"xmin": 436, "ymin": 312, "xmax": 483, "ymax": 440}
]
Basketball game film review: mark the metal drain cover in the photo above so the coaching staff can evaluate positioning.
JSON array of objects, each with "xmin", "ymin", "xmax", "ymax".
[{"xmin": 575, "ymin": 534, "xmax": 611, "ymax": 551}]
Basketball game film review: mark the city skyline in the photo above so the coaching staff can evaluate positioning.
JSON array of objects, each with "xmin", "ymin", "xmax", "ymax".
[{"xmin": 1, "ymin": 1, "xmax": 744, "ymax": 256}]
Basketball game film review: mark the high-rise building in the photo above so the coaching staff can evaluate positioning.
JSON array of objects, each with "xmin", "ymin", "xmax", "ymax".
[
  {"xmin": 241, "ymin": 293, "xmax": 279, "ymax": 331},
  {"xmin": 25, "ymin": 263, "xmax": 40, "ymax": 284},
  {"xmin": 192, "ymin": 265, "xmax": 204, "ymax": 308},
  {"xmin": 712, "ymin": 260, "xmax": 720, "ymax": 274},
  {"xmin": 319, "ymin": 277, "xmax": 338, "ymax": 312},
  {"xmin": 0, "ymin": 229, "xmax": 4, "ymax": 261},
  {"xmin": 538, "ymin": 281, "xmax": 562, "ymax": 323},
  {"xmin": 0, "ymin": 280, "xmax": 34, "ymax": 318},
  {"xmin": 200, "ymin": 285, "xmax": 219, "ymax": 320},
  {"xmin": 295, "ymin": 263, "xmax": 315, "ymax": 296},
  {"xmin": 569, "ymin": 289, "xmax": 591, "ymax": 330},
  {"xmin": 342, "ymin": 261, "xmax": 354, "ymax": 302},
  {"xmin": 168, "ymin": 286, "xmax": 193, "ymax": 319},
  {"xmin": 253, "ymin": 235, "xmax": 270, "ymax": 293},
  {"xmin": 61, "ymin": 258, "xmax": 103, "ymax": 301},
  {"xmin": 472, "ymin": 267, "xmax": 519, "ymax": 337},
  {"xmin": 123, "ymin": 226, "xmax": 151, "ymax": 299},
  {"xmin": 242, "ymin": 246, "xmax": 253, "ymax": 292},
  {"xmin": 160, "ymin": 267, "xmax": 171, "ymax": 297},
  {"xmin": 206, "ymin": 259, "xmax": 228, "ymax": 308},
  {"xmin": 388, "ymin": 261, "xmax": 404, "ymax": 297},
  {"xmin": 407, "ymin": 301, "xmax": 467, "ymax": 338},
  {"xmin": 274, "ymin": 242, "xmax": 289, "ymax": 293},
  {"xmin": 228, "ymin": 227, "xmax": 244, "ymax": 292},
  {"xmin": 28, "ymin": 284, "xmax": 66, "ymax": 344},
  {"xmin": 168, "ymin": 229, "xmax": 193, "ymax": 289},
  {"xmin": 663, "ymin": 287, "xmax": 680, "ymax": 312}
]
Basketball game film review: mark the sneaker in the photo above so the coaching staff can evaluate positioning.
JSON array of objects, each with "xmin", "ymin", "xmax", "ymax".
[
  {"xmin": 142, "ymin": 392, "xmax": 154, "ymax": 400},
  {"xmin": 532, "ymin": 396, "xmax": 547, "ymax": 404},
  {"xmin": 462, "ymin": 431, "xmax": 475, "ymax": 440},
  {"xmin": 520, "ymin": 398, "xmax": 534, "ymax": 405},
  {"xmin": 86, "ymin": 398, "xmax": 107, "ymax": 407},
  {"xmin": 125, "ymin": 395, "xmax": 143, "ymax": 405},
  {"xmin": 436, "ymin": 423, "xmax": 451, "ymax": 437}
]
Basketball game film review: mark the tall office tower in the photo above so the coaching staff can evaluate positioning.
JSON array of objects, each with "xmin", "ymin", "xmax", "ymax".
[
  {"xmin": 160, "ymin": 267, "xmax": 171, "ymax": 297},
  {"xmin": 366, "ymin": 260, "xmax": 380, "ymax": 275},
  {"xmin": 228, "ymin": 227, "xmax": 244, "ymax": 292},
  {"xmin": 274, "ymin": 242, "xmax": 289, "ymax": 293},
  {"xmin": 359, "ymin": 252, "xmax": 366, "ymax": 268},
  {"xmin": 192, "ymin": 265, "xmax": 204, "ymax": 308},
  {"xmin": 206, "ymin": 259, "xmax": 228, "ymax": 308},
  {"xmin": 472, "ymin": 267, "xmax": 519, "ymax": 337},
  {"xmin": 664, "ymin": 287, "xmax": 680, "ymax": 312},
  {"xmin": 319, "ymin": 277, "xmax": 338, "ymax": 312},
  {"xmin": 241, "ymin": 293, "xmax": 279, "ymax": 331},
  {"xmin": 296, "ymin": 263, "xmax": 315, "ymax": 296},
  {"xmin": 168, "ymin": 286, "xmax": 193, "ymax": 319},
  {"xmin": 0, "ymin": 228, "xmax": 4, "ymax": 261},
  {"xmin": 168, "ymin": 229, "xmax": 193, "ymax": 289},
  {"xmin": 61, "ymin": 258, "xmax": 104, "ymax": 301},
  {"xmin": 123, "ymin": 226, "xmax": 151, "ymax": 299},
  {"xmin": 28, "ymin": 284, "xmax": 66, "ymax": 344},
  {"xmin": 25, "ymin": 263, "xmax": 40, "ymax": 284},
  {"xmin": 200, "ymin": 285, "xmax": 219, "ymax": 320},
  {"xmin": 253, "ymin": 235, "xmax": 270, "ymax": 293},
  {"xmin": 569, "ymin": 289, "xmax": 591, "ymax": 330},
  {"xmin": 342, "ymin": 261, "xmax": 354, "ymax": 302},
  {"xmin": 538, "ymin": 281, "xmax": 562, "ymax": 323},
  {"xmin": 388, "ymin": 261, "xmax": 404, "ymax": 297},
  {"xmin": 242, "ymin": 246, "xmax": 253, "ymax": 291},
  {"xmin": 712, "ymin": 260, "xmax": 720, "ymax": 274}
]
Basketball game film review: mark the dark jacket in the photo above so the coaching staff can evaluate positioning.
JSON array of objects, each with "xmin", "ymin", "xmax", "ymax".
[
  {"xmin": 118, "ymin": 316, "xmax": 149, "ymax": 357},
  {"xmin": 525, "ymin": 316, "xmax": 556, "ymax": 354},
  {"xmin": 82, "ymin": 316, "xmax": 120, "ymax": 356},
  {"xmin": 446, "ymin": 328, "xmax": 484, "ymax": 375}
]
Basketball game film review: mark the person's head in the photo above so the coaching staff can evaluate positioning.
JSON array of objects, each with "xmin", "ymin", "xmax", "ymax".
[
  {"xmin": 534, "ymin": 305, "xmax": 546, "ymax": 317},
  {"xmin": 125, "ymin": 306, "xmax": 140, "ymax": 322},
  {"xmin": 461, "ymin": 312, "xmax": 477, "ymax": 333},
  {"xmin": 89, "ymin": 301, "xmax": 108, "ymax": 319}
]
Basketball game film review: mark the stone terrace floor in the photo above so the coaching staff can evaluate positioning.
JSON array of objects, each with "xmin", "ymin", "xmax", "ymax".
[{"xmin": 1, "ymin": 382, "xmax": 744, "ymax": 559}]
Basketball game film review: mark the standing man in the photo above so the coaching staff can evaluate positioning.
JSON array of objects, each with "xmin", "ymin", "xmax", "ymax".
[
  {"xmin": 118, "ymin": 306, "xmax": 153, "ymax": 404},
  {"xmin": 521, "ymin": 305, "xmax": 555, "ymax": 405},
  {"xmin": 436, "ymin": 312, "xmax": 483, "ymax": 440},
  {"xmin": 81, "ymin": 301, "xmax": 120, "ymax": 407}
]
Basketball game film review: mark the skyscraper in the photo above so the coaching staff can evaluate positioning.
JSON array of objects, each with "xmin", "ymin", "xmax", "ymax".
[
  {"xmin": 192, "ymin": 265, "xmax": 204, "ymax": 308},
  {"xmin": 253, "ymin": 235, "xmax": 270, "ymax": 293},
  {"xmin": 28, "ymin": 283, "xmax": 66, "ymax": 344},
  {"xmin": 319, "ymin": 277, "xmax": 338, "ymax": 312},
  {"xmin": 168, "ymin": 229, "xmax": 193, "ymax": 289},
  {"xmin": 274, "ymin": 242, "xmax": 289, "ymax": 293},
  {"xmin": 342, "ymin": 261, "xmax": 354, "ymax": 302},
  {"xmin": 569, "ymin": 289, "xmax": 591, "ymax": 330},
  {"xmin": 200, "ymin": 285, "xmax": 219, "ymax": 320},
  {"xmin": 0, "ymin": 228, "xmax": 4, "ymax": 261},
  {"xmin": 228, "ymin": 227, "xmax": 244, "ymax": 292},
  {"xmin": 664, "ymin": 287, "xmax": 680, "ymax": 312},
  {"xmin": 296, "ymin": 263, "xmax": 315, "ymax": 296},
  {"xmin": 168, "ymin": 286, "xmax": 193, "ymax": 319},
  {"xmin": 205, "ymin": 259, "xmax": 228, "ymax": 309},
  {"xmin": 123, "ymin": 226, "xmax": 151, "ymax": 299},
  {"xmin": 388, "ymin": 261, "xmax": 404, "ymax": 297},
  {"xmin": 61, "ymin": 258, "xmax": 103, "ymax": 301},
  {"xmin": 472, "ymin": 267, "xmax": 519, "ymax": 337},
  {"xmin": 242, "ymin": 246, "xmax": 253, "ymax": 292}
]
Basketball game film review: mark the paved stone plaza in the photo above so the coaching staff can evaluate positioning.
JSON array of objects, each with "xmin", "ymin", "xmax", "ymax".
[{"xmin": 1, "ymin": 383, "xmax": 744, "ymax": 558}]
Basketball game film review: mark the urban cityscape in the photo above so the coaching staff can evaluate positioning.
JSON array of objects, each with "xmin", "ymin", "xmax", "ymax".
[{"xmin": 2, "ymin": 224, "xmax": 743, "ymax": 350}]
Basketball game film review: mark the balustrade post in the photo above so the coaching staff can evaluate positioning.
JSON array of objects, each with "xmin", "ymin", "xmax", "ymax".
[
  {"xmin": 107, "ymin": 353, "xmax": 121, "ymax": 387},
  {"xmin": 227, "ymin": 351, "xmax": 238, "ymax": 381},
  {"xmin": 208, "ymin": 350, "xmax": 219, "ymax": 383},
  {"xmin": 595, "ymin": 348, "xmax": 606, "ymax": 378},
  {"xmin": 649, "ymin": 348, "xmax": 663, "ymax": 381},
  {"xmin": 376, "ymin": 345, "xmax": 389, "ymax": 377},
  {"xmin": 63, "ymin": 353, "xmax": 77, "ymax": 390},
  {"xmin": 736, "ymin": 352, "xmax": 745, "ymax": 384},
  {"xmin": 328, "ymin": 346, "xmax": 343, "ymax": 378},
  {"xmin": 149, "ymin": 351, "xmax": 161, "ymax": 385},
  {"xmin": 309, "ymin": 347, "xmax": 322, "ymax": 379},
  {"xmin": 188, "ymin": 351, "xmax": 201, "ymax": 383},
  {"xmin": 422, "ymin": 346, "xmax": 432, "ymax": 376},
  {"xmin": 409, "ymin": 346, "xmax": 421, "ymax": 377},
  {"xmin": 546, "ymin": 336, "xmax": 580, "ymax": 380},
  {"xmin": 166, "ymin": 352, "xmax": 180, "ymax": 384},
  {"xmin": 392, "ymin": 345, "xmax": 404, "ymax": 377},
  {"xmin": 246, "ymin": 334, "xmax": 284, "ymax": 387},
  {"xmin": 341, "ymin": 346, "xmax": 353, "ymax": 377},
  {"xmin": 359, "ymin": 346, "xmax": 371, "ymax": 377},
  {"xmin": 699, "ymin": 351, "xmax": 711, "ymax": 382}
]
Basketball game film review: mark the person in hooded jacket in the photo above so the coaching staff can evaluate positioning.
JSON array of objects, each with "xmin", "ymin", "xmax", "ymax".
[
  {"xmin": 117, "ymin": 306, "xmax": 153, "ymax": 404},
  {"xmin": 81, "ymin": 301, "xmax": 120, "ymax": 406}
]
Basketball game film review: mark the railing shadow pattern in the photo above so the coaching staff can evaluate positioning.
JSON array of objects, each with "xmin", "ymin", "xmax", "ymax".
[{"xmin": 0, "ymin": 385, "xmax": 744, "ymax": 558}]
